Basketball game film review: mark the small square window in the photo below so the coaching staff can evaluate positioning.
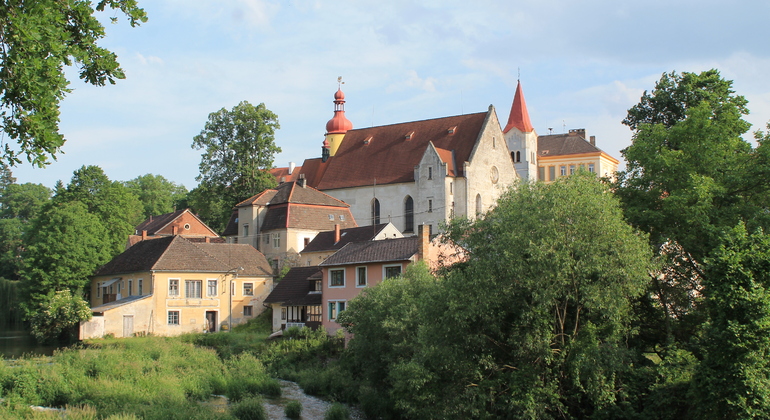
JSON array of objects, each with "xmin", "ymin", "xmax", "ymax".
[
  {"xmin": 243, "ymin": 283, "xmax": 254, "ymax": 296},
  {"xmin": 385, "ymin": 265, "xmax": 402, "ymax": 279},
  {"xmin": 243, "ymin": 305, "xmax": 253, "ymax": 317},
  {"xmin": 339, "ymin": 214, "xmax": 345, "ymax": 221},
  {"xmin": 328, "ymin": 214, "xmax": 334, "ymax": 220},
  {"xmin": 168, "ymin": 311, "xmax": 180, "ymax": 325},
  {"xmin": 330, "ymin": 269, "xmax": 345, "ymax": 287}
]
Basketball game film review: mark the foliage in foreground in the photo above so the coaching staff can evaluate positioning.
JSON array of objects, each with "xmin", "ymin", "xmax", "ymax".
[{"xmin": 0, "ymin": 336, "xmax": 278, "ymax": 419}]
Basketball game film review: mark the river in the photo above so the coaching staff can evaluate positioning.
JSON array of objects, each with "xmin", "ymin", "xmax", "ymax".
[{"xmin": 0, "ymin": 327, "xmax": 58, "ymax": 359}]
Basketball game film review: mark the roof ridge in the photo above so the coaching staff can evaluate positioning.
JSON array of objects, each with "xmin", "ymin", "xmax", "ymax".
[{"xmin": 347, "ymin": 111, "xmax": 487, "ymax": 132}]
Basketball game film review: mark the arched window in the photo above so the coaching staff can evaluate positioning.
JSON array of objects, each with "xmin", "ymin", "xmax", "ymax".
[
  {"xmin": 475, "ymin": 194, "xmax": 482, "ymax": 215},
  {"xmin": 516, "ymin": 151, "xmax": 521, "ymax": 163},
  {"xmin": 404, "ymin": 196, "xmax": 414, "ymax": 233},
  {"xmin": 371, "ymin": 198, "xmax": 380, "ymax": 225}
]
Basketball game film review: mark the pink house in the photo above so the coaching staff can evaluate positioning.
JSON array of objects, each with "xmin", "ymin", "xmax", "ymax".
[{"xmin": 320, "ymin": 226, "xmax": 433, "ymax": 334}]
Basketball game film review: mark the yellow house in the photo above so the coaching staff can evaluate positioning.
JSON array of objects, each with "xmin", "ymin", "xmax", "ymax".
[
  {"xmin": 80, "ymin": 235, "xmax": 273, "ymax": 338},
  {"xmin": 536, "ymin": 129, "xmax": 619, "ymax": 183}
]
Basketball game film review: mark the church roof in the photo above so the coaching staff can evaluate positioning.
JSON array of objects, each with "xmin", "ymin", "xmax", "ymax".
[
  {"xmin": 301, "ymin": 111, "xmax": 489, "ymax": 190},
  {"xmin": 503, "ymin": 81, "xmax": 534, "ymax": 134}
]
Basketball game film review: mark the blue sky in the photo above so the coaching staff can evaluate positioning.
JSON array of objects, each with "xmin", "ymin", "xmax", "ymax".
[{"xmin": 10, "ymin": 0, "xmax": 770, "ymax": 190}]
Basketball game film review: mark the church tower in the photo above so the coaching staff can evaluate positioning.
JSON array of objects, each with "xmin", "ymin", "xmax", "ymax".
[
  {"xmin": 503, "ymin": 80, "xmax": 538, "ymax": 181},
  {"xmin": 322, "ymin": 79, "xmax": 353, "ymax": 161}
]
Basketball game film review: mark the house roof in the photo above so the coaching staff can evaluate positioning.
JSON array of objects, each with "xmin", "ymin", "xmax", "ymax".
[
  {"xmin": 269, "ymin": 166, "xmax": 302, "ymax": 184},
  {"xmin": 91, "ymin": 294, "xmax": 151, "ymax": 313},
  {"xmin": 264, "ymin": 266, "xmax": 323, "ymax": 306},
  {"xmin": 538, "ymin": 132, "xmax": 609, "ymax": 157},
  {"xmin": 302, "ymin": 223, "xmax": 391, "ymax": 253},
  {"xmin": 93, "ymin": 236, "xmax": 273, "ymax": 277},
  {"xmin": 235, "ymin": 189, "xmax": 278, "ymax": 208},
  {"xmin": 222, "ymin": 209, "xmax": 239, "ymax": 237},
  {"xmin": 261, "ymin": 205, "xmax": 356, "ymax": 231},
  {"xmin": 319, "ymin": 237, "xmax": 420, "ymax": 266},
  {"xmin": 299, "ymin": 111, "xmax": 489, "ymax": 190},
  {"xmin": 134, "ymin": 209, "xmax": 216, "ymax": 236}
]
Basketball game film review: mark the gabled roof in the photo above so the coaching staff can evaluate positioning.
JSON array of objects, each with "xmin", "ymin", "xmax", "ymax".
[
  {"xmin": 270, "ymin": 166, "xmax": 303, "ymax": 184},
  {"xmin": 538, "ymin": 133, "xmax": 611, "ymax": 158},
  {"xmin": 264, "ymin": 266, "xmax": 322, "ymax": 306},
  {"xmin": 94, "ymin": 236, "xmax": 273, "ymax": 277},
  {"xmin": 302, "ymin": 223, "xmax": 392, "ymax": 253},
  {"xmin": 236, "ymin": 189, "xmax": 277, "ymax": 208},
  {"xmin": 247, "ymin": 182, "xmax": 357, "ymax": 231},
  {"xmin": 134, "ymin": 209, "xmax": 216, "ymax": 237},
  {"xmin": 300, "ymin": 111, "xmax": 489, "ymax": 190},
  {"xmin": 503, "ymin": 80, "xmax": 534, "ymax": 134},
  {"xmin": 319, "ymin": 237, "xmax": 420, "ymax": 266}
]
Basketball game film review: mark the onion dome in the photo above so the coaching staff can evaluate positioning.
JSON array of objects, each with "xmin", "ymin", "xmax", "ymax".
[{"xmin": 325, "ymin": 89, "xmax": 353, "ymax": 134}]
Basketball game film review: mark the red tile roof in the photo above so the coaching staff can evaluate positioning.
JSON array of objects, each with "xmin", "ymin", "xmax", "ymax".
[
  {"xmin": 299, "ymin": 111, "xmax": 489, "ymax": 190},
  {"xmin": 503, "ymin": 81, "xmax": 534, "ymax": 133}
]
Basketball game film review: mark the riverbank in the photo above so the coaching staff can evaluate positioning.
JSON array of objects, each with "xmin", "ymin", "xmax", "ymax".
[{"xmin": 0, "ymin": 320, "xmax": 360, "ymax": 419}]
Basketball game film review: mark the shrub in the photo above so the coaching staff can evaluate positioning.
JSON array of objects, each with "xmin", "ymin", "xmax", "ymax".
[
  {"xmin": 324, "ymin": 403, "xmax": 350, "ymax": 420},
  {"xmin": 284, "ymin": 400, "xmax": 302, "ymax": 419},
  {"xmin": 230, "ymin": 395, "xmax": 267, "ymax": 420}
]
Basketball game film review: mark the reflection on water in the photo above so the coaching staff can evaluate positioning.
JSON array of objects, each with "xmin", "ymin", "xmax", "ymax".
[{"xmin": 0, "ymin": 328, "xmax": 58, "ymax": 359}]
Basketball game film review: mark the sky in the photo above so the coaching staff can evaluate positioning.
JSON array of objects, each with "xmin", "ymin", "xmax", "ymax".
[{"xmin": 8, "ymin": 0, "xmax": 770, "ymax": 190}]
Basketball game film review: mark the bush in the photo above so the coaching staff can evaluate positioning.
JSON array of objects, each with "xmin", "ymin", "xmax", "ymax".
[
  {"xmin": 284, "ymin": 399, "xmax": 302, "ymax": 419},
  {"xmin": 324, "ymin": 403, "xmax": 350, "ymax": 420},
  {"xmin": 230, "ymin": 395, "xmax": 267, "ymax": 420}
]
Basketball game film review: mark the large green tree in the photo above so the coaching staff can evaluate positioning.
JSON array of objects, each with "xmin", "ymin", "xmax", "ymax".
[
  {"xmin": 19, "ymin": 200, "xmax": 111, "ymax": 315},
  {"xmin": 0, "ymin": 0, "xmax": 146, "ymax": 167},
  {"xmin": 692, "ymin": 225, "xmax": 770, "ymax": 419},
  {"xmin": 191, "ymin": 101, "xmax": 281, "ymax": 230},
  {"xmin": 342, "ymin": 174, "xmax": 652, "ymax": 419},
  {"xmin": 54, "ymin": 165, "xmax": 143, "ymax": 254},
  {"xmin": 123, "ymin": 173, "xmax": 188, "ymax": 218}
]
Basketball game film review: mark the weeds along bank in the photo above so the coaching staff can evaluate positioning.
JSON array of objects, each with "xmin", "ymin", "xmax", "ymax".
[{"xmin": 0, "ymin": 336, "xmax": 282, "ymax": 419}]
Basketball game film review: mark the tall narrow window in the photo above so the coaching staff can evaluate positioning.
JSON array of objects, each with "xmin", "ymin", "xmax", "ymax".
[
  {"xmin": 128, "ymin": 279, "xmax": 133, "ymax": 296},
  {"xmin": 138, "ymin": 279, "xmax": 143, "ymax": 295},
  {"xmin": 549, "ymin": 166, "xmax": 556, "ymax": 181},
  {"xmin": 273, "ymin": 233, "xmax": 280, "ymax": 248},
  {"xmin": 207, "ymin": 280, "xmax": 217, "ymax": 297},
  {"xmin": 560, "ymin": 166, "xmax": 567, "ymax": 176},
  {"xmin": 476, "ymin": 194, "xmax": 482, "ymax": 215},
  {"xmin": 243, "ymin": 224, "xmax": 249, "ymax": 237},
  {"xmin": 538, "ymin": 166, "xmax": 545, "ymax": 181},
  {"xmin": 428, "ymin": 199, "xmax": 433, "ymax": 213},
  {"xmin": 169, "ymin": 279, "xmax": 179, "ymax": 297},
  {"xmin": 371, "ymin": 198, "xmax": 380, "ymax": 225},
  {"xmin": 404, "ymin": 196, "xmax": 414, "ymax": 233},
  {"xmin": 357, "ymin": 267, "xmax": 367, "ymax": 287},
  {"xmin": 516, "ymin": 151, "xmax": 521, "ymax": 162},
  {"xmin": 427, "ymin": 166, "xmax": 433, "ymax": 180}
]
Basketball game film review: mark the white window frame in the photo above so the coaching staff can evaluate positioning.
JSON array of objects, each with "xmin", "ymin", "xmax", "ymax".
[
  {"xmin": 273, "ymin": 233, "xmax": 280, "ymax": 248},
  {"xmin": 383, "ymin": 264, "xmax": 403, "ymax": 279},
  {"xmin": 207, "ymin": 279, "xmax": 218, "ymax": 297},
  {"xmin": 168, "ymin": 310, "xmax": 180, "ymax": 325},
  {"xmin": 560, "ymin": 165, "xmax": 567, "ymax": 176},
  {"xmin": 588, "ymin": 163, "xmax": 595, "ymax": 173},
  {"xmin": 329, "ymin": 269, "xmax": 345, "ymax": 287},
  {"xmin": 185, "ymin": 280, "xmax": 202, "ymax": 299},
  {"xmin": 168, "ymin": 279, "xmax": 180, "ymax": 297},
  {"xmin": 243, "ymin": 282, "xmax": 254, "ymax": 296},
  {"xmin": 327, "ymin": 300, "xmax": 346, "ymax": 321},
  {"xmin": 356, "ymin": 266, "xmax": 367, "ymax": 288}
]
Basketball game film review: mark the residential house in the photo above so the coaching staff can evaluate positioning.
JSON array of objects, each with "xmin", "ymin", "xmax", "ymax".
[
  {"xmin": 222, "ymin": 180, "xmax": 357, "ymax": 269},
  {"xmin": 80, "ymin": 235, "xmax": 273, "ymax": 338},
  {"xmin": 300, "ymin": 222, "xmax": 402, "ymax": 267},
  {"xmin": 127, "ymin": 208, "xmax": 221, "ymax": 249},
  {"xmin": 263, "ymin": 266, "xmax": 323, "ymax": 333},
  {"xmin": 319, "ymin": 225, "xmax": 442, "ymax": 334}
]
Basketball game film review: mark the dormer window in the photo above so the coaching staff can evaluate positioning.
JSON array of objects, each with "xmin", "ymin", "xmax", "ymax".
[{"xmin": 405, "ymin": 131, "xmax": 414, "ymax": 140}]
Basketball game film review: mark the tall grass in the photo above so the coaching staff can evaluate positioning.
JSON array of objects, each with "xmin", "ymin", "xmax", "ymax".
[{"xmin": 0, "ymin": 336, "xmax": 280, "ymax": 419}]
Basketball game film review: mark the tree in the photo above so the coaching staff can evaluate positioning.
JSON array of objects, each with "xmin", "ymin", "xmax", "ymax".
[
  {"xmin": 623, "ymin": 69, "xmax": 750, "ymax": 132},
  {"xmin": 0, "ymin": 0, "xmax": 147, "ymax": 167},
  {"xmin": 342, "ymin": 174, "xmax": 652, "ymax": 419},
  {"xmin": 615, "ymin": 70, "xmax": 768, "ymax": 261},
  {"xmin": 19, "ymin": 200, "xmax": 111, "ymax": 314},
  {"xmin": 191, "ymin": 101, "xmax": 281, "ymax": 229},
  {"xmin": 28, "ymin": 289, "xmax": 92, "ymax": 344},
  {"xmin": 692, "ymin": 225, "xmax": 770, "ymax": 419},
  {"xmin": 55, "ymin": 165, "xmax": 143, "ymax": 254},
  {"xmin": 123, "ymin": 173, "xmax": 188, "ymax": 218}
]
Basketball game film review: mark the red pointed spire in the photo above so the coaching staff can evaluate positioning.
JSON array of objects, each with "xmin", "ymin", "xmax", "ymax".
[{"xmin": 503, "ymin": 80, "xmax": 534, "ymax": 133}]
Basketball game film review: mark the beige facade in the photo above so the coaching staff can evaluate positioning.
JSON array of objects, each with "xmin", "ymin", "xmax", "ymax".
[{"xmin": 537, "ymin": 152, "xmax": 619, "ymax": 183}]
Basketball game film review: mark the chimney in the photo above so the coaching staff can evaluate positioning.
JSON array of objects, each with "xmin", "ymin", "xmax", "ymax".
[
  {"xmin": 418, "ymin": 224, "xmax": 430, "ymax": 262},
  {"xmin": 141, "ymin": 230, "xmax": 148, "ymax": 241},
  {"xmin": 334, "ymin": 224, "xmax": 341, "ymax": 243},
  {"xmin": 205, "ymin": 237, "xmax": 210, "ymax": 243},
  {"xmin": 590, "ymin": 135, "xmax": 596, "ymax": 146},
  {"xmin": 298, "ymin": 173, "xmax": 307, "ymax": 188},
  {"xmin": 172, "ymin": 226, "xmax": 178, "ymax": 235},
  {"xmin": 288, "ymin": 161, "xmax": 296, "ymax": 175}
]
